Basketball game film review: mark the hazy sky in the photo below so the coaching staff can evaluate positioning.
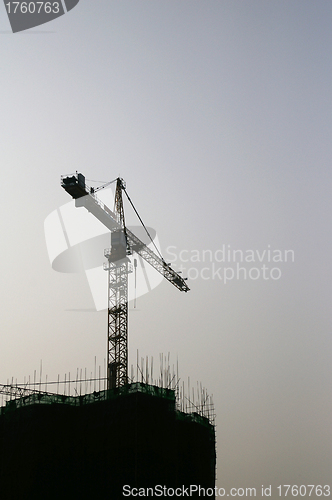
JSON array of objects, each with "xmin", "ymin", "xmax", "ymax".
[{"xmin": 0, "ymin": 1, "xmax": 331, "ymax": 494}]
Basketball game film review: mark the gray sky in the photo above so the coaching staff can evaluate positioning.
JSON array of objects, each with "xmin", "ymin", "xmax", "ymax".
[{"xmin": 0, "ymin": 1, "xmax": 331, "ymax": 494}]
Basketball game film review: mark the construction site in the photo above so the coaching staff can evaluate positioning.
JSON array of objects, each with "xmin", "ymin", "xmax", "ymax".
[{"xmin": 0, "ymin": 173, "xmax": 216, "ymax": 499}]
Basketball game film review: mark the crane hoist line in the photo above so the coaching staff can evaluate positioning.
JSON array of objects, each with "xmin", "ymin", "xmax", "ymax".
[{"xmin": 61, "ymin": 172, "xmax": 189, "ymax": 390}]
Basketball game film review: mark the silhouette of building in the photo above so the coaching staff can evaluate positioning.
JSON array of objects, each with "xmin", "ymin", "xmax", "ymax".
[{"xmin": 0, "ymin": 382, "xmax": 215, "ymax": 499}]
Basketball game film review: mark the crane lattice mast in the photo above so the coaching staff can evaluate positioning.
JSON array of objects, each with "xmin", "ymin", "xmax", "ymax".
[
  {"xmin": 104, "ymin": 178, "xmax": 130, "ymax": 389},
  {"xmin": 61, "ymin": 172, "xmax": 189, "ymax": 390}
]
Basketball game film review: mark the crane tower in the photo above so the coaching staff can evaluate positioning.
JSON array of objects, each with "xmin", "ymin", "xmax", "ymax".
[{"xmin": 61, "ymin": 172, "xmax": 189, "ymax": 390}]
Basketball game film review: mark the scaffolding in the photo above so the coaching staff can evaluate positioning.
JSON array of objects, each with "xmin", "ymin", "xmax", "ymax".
[
  {"xmin": 1, "ymin": 353, "xmax": 215, "ymax": 425},
  {"xmin": 0, "ymin": 380, "xmax": 215, "ymax": 428}
]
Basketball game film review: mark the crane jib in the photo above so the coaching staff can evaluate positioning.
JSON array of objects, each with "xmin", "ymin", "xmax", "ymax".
[{"xmin": 60, "ymin": 173, "xmax": 189, "ymax": 293}]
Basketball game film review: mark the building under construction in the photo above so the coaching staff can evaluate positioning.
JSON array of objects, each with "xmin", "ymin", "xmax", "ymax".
[
  {"xmin": 0, "ymin": 379, "xmax": 215, "ymax": 499},
  {"xmin": 0, "ymin": 174, "xmax": 216, "ymax": 499}
]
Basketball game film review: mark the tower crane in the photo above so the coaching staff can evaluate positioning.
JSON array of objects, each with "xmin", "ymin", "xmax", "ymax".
[{"xmin": 61, "ymin": 172, "xmax": 189, "ymax": 390}]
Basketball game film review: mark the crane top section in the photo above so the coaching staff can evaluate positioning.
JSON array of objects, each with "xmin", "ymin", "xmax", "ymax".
[{"xmin": 61, "ymin": 172, "xmax": 190, "ymax": 293}]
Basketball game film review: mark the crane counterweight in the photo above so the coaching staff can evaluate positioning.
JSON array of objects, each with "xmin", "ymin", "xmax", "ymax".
[{"xmin": 61, "ymin": 172, "xmax": 87, "ymax": 199}]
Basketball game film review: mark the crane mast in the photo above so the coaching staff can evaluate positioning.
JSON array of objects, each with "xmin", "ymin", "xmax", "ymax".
[
  {"xmin": 104, "ymin": 178, "xmax": 130, "ymax": 389},
  {"xmin": 61, "ymin": 172, "xmax": 189, "ymax": 390}
]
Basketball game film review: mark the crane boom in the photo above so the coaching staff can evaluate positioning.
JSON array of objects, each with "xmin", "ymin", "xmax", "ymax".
[{"xmin": 61, "ymin": 173, "xmax": 189, "ymax": 292}]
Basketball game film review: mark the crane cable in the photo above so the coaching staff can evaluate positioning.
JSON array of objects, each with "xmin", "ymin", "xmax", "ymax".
[
  {"xmin": 122, "ymin": 188, "xmax": 165, "ymax": 263},
  {"xmin": 88, "ymin": 178, "xmax": 167, "ymax": 265},
  {"xmin": 87, "ymin": 178, "xmax": 118, "ymax": 193}
]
